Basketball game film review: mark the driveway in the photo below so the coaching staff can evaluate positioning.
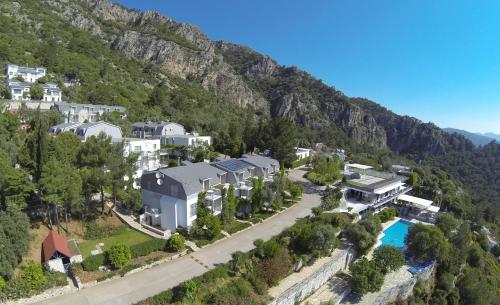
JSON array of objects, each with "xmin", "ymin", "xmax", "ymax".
[{"xmin": 33, "ymin": 167, "xmax": 321, "ymax": 305}]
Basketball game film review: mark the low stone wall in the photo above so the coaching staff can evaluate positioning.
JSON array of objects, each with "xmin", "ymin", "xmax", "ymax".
[{"xmin": 269, "ymin": 245, "xmax": 355, "ymax": 305}]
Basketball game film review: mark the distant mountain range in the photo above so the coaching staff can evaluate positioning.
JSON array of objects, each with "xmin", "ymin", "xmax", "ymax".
[
  {"xmin": 483, "ymin": 132, "xmax": 500, "ymax": 141},
  {"xmin": 443, "ymin": 128, "xmax": 498, "ymax": 146}
]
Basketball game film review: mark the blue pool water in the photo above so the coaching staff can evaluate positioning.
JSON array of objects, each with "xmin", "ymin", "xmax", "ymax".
[{"xmin": 379, "ymin": 219, "xmax": 412, "ymax": 249}]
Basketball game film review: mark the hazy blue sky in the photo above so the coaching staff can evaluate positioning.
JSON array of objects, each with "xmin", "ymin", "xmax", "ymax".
[{"xmin": 116, "ymin": 0, "xmax": 500, "ymax": 133}]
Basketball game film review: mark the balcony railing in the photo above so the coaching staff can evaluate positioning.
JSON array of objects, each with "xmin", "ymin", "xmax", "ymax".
[{"xmin": 371, "ymin": 186, "xmax": 412, "ymax": 208}]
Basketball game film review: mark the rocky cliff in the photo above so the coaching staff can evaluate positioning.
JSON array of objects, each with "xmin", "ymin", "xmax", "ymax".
[{"xmin": 43, "ymin": 0, "xmax": 463, "ymax": 155}]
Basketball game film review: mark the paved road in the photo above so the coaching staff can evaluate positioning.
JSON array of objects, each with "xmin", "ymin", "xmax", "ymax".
[{"xmin": 33, "ymin": 167, "xmax": 321, "ymax": 305}]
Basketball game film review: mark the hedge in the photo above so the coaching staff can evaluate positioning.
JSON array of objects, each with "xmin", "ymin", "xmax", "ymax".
[
  {"xmin": 82, "ymin": 253, "xmax": 106, "ymax": 271},
  {"xmin": 130, "ymin": 238, "xmax": 167, "ymax": 258}
]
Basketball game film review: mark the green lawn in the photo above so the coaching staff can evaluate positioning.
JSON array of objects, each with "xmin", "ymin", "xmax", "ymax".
[{"xmin": 78, "ymin": 228, "xmax": 155, "ymax": 258}]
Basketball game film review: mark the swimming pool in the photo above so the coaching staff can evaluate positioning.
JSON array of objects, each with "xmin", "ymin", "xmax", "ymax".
[{"xmin": 379, "ymin": 219, "xmax": 412, "ymax": 249}]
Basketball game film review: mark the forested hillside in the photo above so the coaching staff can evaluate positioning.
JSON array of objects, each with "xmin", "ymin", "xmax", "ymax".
[{"xmin": 0, "ymin": 0, "xmax": 499, "ymax": 225}]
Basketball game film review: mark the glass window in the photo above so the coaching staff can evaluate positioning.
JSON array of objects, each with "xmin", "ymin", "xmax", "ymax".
[
  {"xmin": 134, "ymin": 146, "xmax": 141, "ymax": 152},
  {"xmin": 190, "ymin": 202, "xmax": 197, "ymax": 217}
]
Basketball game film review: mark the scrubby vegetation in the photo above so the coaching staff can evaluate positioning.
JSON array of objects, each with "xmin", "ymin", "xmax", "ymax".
[
  {"xmin": 138, "ymin": 211, "xmax": 351, "ymax": 304},
  {"xmin": 306, "ymin": 155, "xmax": 343, "ymax": 186}
]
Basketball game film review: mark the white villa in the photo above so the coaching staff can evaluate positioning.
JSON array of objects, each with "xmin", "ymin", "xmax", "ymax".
[
  {"xmin": 52, "ymin": 102, "xmax": 126, "ymax": 123},
  {"xmin": 6, "ymin": 64, "xmax": 46, "ymax": 82},
  {"xmin": 132, "ymin": 122, "xmax": 185, "ymax": 140},
  {"xmin": 5, "ymin": 64, "xmax": 62, "ymax": 102},
  {"xmin": 132, "ymin": 122, "xmax": 211, "ymax": 147},
  {"xmin": 140, "ymin": 162, "xmax": 227, "ymax": 235},
  {"xmin": 165, "ymin": 133, "xmax": 211, "ymax": 147},
  {"xmin": 7, "ymin": 80, "xmax": 61, "ymax": 102},
  {"xmin": 341, "ymin": 163, "xmax": 440, "ymax": 222},
  {"xmin": 123, "ymin": 138, "xmax": 161, "ymax": 187},
  {"xmin": 343, "ymin": 163, "xmax": 412, "ymax": 215},
  {"xmin": 296, "ymin": 147, "xmax": 312, "ymax": 160},
  {"xmin": 139, "ymin": 155, "xmax": 279, "ymax": 236}
]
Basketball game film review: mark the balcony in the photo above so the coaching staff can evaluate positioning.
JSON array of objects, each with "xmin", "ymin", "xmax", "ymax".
[
  {"xmin": 205, "ymin": 189, "xmax": 223, "ymax": 214},
  {"xmin": 370, "ymin": 186, "xmax": 412, "ymax": 209},
  {"xmin": 237, "ymin": 181, "xmax": 254, "ymax": 199}
]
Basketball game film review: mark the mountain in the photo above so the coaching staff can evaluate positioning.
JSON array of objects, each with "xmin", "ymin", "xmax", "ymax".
[
  {"xmin": 1, "ymin": 0, "xmax": 499, "ymax": 209},
  {"xmin": 443, "ymin": 128, "xmax": 496, "ymax": 146},
  {"xmin": 483, "ymin": 132, "xmax": 500, "ymax": 141}
]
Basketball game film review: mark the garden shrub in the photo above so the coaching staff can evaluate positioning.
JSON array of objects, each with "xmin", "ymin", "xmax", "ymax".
[
  {"xmin": 377, "ymin": 208, "xmax": 397, "ymax": 223},
  {"xmin": 166, "ymin": 234, "xmax": 185, "ymax": 252},
  {"xmin": 21, "ymin": 261, "xmax": 47, "ymax": 291},
  {"xmin": 256, "ymin": 249, "xmax": 293, "ymax": 286},
  {"xmin": 108, "ymin": 244, "xmax": 131, "ymax": 269},
  {"xmin": 130, "ymin": 239, "xmax": 166, "ymax": 258},
  {"xmin": 372, "ymin": 246, "xmax": 405, "ymax": 274},
  {"xmin": 84, "ymin": 222, "xmax": 124, "ymax": 240},
  {"xmin": 349, "ymin": 258, "xmax": 384, "ymax": 295},
  {"xmin": 82, "ymin": 253, "xmax": 106, "ymax": 271},
  {"xmin": 172, "ymin": 279, "xmax": 200, "ymax": 302}
]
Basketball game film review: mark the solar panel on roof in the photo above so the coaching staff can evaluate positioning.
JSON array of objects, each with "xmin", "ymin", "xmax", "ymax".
[{"xmin": 217, "ymin": 159, "xmax": 249, "ymax": 172}]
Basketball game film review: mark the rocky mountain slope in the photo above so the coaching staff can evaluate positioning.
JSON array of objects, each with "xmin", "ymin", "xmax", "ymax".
[
  {"xmin": 3, "ymin": 0, "xmax": 499, "ymax": 208},
  {"xmin": 41, "ymin": 0, "xmax": 467, "ymax": 156}
]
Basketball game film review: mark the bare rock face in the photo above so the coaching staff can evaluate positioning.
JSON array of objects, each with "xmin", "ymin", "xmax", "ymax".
[{"xmin": 41, "ymin": 0, "xmax": 456, "ymax": 153}]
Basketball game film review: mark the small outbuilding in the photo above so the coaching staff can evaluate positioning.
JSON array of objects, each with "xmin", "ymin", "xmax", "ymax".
[{"xmin": 42, "ymin": 230, "xmax": 82, "ymax": 273}]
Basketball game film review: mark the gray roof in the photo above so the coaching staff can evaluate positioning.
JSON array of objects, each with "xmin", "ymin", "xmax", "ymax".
[
  {"xmin": 157, "ymin": 162, "xmax": 226, "ymax": 195},
  {"xmin": 239, "ymin": 155, "xmax": 279, "ymax": 169}
]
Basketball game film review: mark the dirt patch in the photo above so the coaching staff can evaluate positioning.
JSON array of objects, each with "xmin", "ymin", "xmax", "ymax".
[{"xmin": 72, "ymin": 265, "xmax": 111, "ymax": 283}]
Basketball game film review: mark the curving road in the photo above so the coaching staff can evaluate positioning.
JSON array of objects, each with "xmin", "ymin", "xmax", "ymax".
[{"xmin": 32, "ymin": 167, "xmax": 321, "ymax": 305}]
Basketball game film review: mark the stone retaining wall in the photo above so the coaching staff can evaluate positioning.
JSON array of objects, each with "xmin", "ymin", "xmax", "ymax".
[
  {"xmin": 370, "ymin": 264, "xmax": 435, "ymax": 305},
  {"xmin": 269, "ymin": 245, "xmax": 355, "ymax": 305}
]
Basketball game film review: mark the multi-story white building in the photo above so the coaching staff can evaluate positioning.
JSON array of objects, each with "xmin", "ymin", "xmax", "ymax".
[
  {"xmin": 52, "ymin": 102, "xmax": 126, "ymax": 123},
  {"xmin": 295, "ymin": 147, "xmax": 312, "ymax": 160},
  {"xmin": 139, "ymin": 155, "xmax": 279, "ymax": 235},
  {"xmin": 5, "ymin": 64, "xmax": 46, "ymax": 82},
  {"xmin": 123, "ymin": 138, "xmax": 161, "ymax": 187},
  {"xmin": 140, "ymin": 162, "xmax": 227, "ymax": 234},
  {"xmin": 164, "ymin": 133, "xmax": 211, "ymax": 147},
  {"xmin": 132, "ymin": 122, "xmax": 185, "ymax": 140},
  {"xmin": 7, "ymin": 81, "xmax": 61, "ymax": 102},
  {"xmin": 132, "ymin": 122, "xmax": 211, "ymax": 147}
]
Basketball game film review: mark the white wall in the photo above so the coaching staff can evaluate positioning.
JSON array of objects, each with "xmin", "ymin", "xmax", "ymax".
[
  {"xmin": 142, "ymin": 189, "xmax": 199, "ymax": 233},
  {"xmin": 124, "ymin": 138, "xmax": 161, "ymax": 183},
  {"xmin": 46, "ymin": 258, "xmax": 65, "ymax": 273}
]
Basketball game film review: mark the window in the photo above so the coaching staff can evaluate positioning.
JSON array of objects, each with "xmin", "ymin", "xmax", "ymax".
[
  {"xmin": 134, "ymin": 146, "xmax": 141, "ymax": 152},
  {"xmin": 153, "ymin": 144, "xmax": 157, "ymax": 150},
  {"xmin": 190, "ymin": 202, "xmax": 197, "ymax": 217}
]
